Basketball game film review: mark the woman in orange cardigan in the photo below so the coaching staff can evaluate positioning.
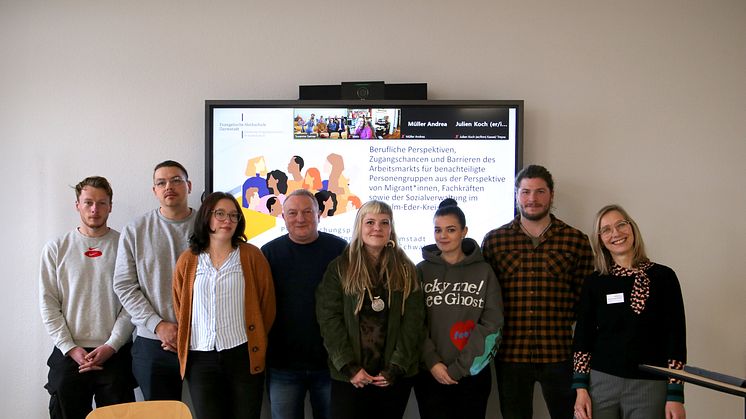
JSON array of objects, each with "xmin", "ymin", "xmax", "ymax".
[{"xmin": 173, "ymin": 192, "xmax": 275, "ymax": 419}]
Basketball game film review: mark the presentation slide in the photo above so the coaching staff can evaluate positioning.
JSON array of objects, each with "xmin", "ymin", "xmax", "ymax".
[{"xmin": 211, "ymin": 105, "xmax": 518, "ymax": 263}]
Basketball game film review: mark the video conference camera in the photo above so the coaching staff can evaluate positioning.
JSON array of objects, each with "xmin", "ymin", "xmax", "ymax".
[{"xmin": 299, "ymin": 81, "xmax": 427, "ymax": 100}]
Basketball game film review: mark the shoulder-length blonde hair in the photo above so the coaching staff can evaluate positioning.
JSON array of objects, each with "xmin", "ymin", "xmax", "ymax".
[
  {"xmin": 591, "ymin": 204, "xmax": 649, "ymax": 274},
  {"xmin": 337, "ymin": 200, "xmax": 418, "ymax": 313}
]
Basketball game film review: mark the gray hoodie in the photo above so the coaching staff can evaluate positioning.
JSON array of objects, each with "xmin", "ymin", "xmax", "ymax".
[{"xmin": 417, "ymin": 238, "xmax": 504, "ymax": 380}]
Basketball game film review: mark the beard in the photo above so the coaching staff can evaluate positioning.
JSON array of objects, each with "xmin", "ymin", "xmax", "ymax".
[
  {"xmin": 81, "ymin": 217, "xmax": 107, "ymax": 230},
  {"xmin": 518, "ymin": 202, "xmax": 551, "ymax": 221}
]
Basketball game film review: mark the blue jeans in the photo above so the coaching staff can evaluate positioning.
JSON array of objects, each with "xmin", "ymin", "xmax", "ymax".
[
  {"xmin": 267, "ymin": 368, "xmax": 331, "ymax": 419},
  {"xmin": 495, "ymin": 361, "xmax": 574, "ymax": 419}
]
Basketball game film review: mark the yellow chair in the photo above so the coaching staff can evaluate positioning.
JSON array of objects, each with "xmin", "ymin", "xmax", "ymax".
[{"xmin": 85, "ymin": 400, "xmax": 192, "ymax": 419}]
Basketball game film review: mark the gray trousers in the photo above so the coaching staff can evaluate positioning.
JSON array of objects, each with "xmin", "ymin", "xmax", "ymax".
[{"xmin": 589, "ymin": 369, "xmax": 667, "ymax": 419}]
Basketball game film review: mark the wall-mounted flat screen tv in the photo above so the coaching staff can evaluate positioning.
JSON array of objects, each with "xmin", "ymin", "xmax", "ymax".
[{"xmin": 206, "ymin": 99, "xmax": 523, "ymax": 262}]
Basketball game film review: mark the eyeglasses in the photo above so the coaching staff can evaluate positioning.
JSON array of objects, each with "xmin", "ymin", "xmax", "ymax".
[
  {"xmin": 284, "ymin": 209, "xmax": 317, "ymax": 219},
  {"xmin": 211, "ymin": 210, "xmax": 241, "ymax": 223},
  {"xmin": 599, "ymin": 220, "xmax": 631, "ymax": 238},
  {"xmin": 154, "ymin": 176, "xmax": 186, "ymax": 189}
]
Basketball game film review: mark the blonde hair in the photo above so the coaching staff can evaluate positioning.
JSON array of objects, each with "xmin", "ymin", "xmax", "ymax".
[
  {"xmin": 591, "ymin": 204, "xmax": 649, "ymax": 274},
  {"xmin": 337, "ymin": 200, "xmax": 418, "ymax": 314}
]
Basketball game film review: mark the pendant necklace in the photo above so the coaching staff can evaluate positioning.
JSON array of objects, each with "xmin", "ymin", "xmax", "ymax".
[
  {"xmin": 209, "ymin": 249, "xmax": 231, "ymax": 269},
  {"xmin": 520, "ymin": 221, "xmax": 552, "ymax": 248},
  {"xmin": 367, "ymin": 287, "xmax": 385, "ymax": 312}
]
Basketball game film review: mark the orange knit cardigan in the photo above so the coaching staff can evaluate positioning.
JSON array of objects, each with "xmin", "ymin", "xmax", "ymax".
[{"xmin": 172, "ymin": 242, "xmax": 276, "ymax": 378}]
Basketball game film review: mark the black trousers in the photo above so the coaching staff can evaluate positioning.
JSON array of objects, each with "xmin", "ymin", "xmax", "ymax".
[
  {"xmin": 413, "ymin": 366, "xmax": 492, "ymax": 419},
  {"xmin": 495, "ymin": 360, "xmax": 574, "ymax": 419},
  {"xmin": 186, "ymin": 343, "xmax": 264, "ymax": 419},
  {"xmin": 330, "ymin": 376, "xmax": 413, "ymax": 419},
  {"xmin": 131, "ymin": 337, "xmax": 182, "ymax": 401},
  {"xmin": 45, "ymin": 343, "xmax": 136, "ymax": 419}
]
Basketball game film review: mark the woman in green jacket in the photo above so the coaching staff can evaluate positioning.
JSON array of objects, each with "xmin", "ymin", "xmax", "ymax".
[{"xmin": 316, "ymin": 200, "xmax": 425, "ymax": 419}]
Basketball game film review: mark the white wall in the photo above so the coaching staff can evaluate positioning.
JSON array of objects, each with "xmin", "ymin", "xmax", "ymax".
[{"xmin": 1, "ymin": 0, "xmax": 744, "ymax": 417}]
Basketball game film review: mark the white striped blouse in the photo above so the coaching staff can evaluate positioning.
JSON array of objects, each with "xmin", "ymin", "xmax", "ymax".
[{"xmin": 189, "ymin": 248, "xmax": 247, "ymax": 351}]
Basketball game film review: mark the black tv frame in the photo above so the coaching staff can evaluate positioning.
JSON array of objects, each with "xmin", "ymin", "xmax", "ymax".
[{"xmin": 204, "ymin": 99, "xmax": 524, "ymax": 195}]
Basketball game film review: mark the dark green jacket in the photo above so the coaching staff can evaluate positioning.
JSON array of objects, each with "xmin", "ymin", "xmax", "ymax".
[{"xmin": 315, "ymin": 257, "xmax": 425, "ymax": 382}]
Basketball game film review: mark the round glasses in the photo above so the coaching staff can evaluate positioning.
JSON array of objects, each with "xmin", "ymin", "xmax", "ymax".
[
  {"xmin": 211, "ymin": 210, "xmax": 241, "ymax": 223},
  {"xmin": 599, "ymin": 220, "xmax": 631, "ymax": 238}
]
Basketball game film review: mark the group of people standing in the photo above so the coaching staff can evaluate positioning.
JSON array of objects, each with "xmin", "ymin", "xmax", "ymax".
[{"xmin": 39, "ymin": 161, "xmax": 687, "ymax": 419}]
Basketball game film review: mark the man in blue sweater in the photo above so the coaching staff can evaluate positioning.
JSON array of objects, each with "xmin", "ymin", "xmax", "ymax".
[{"xmin": 261, "ymin": 189, "xmax": 347, "ymax": 419}]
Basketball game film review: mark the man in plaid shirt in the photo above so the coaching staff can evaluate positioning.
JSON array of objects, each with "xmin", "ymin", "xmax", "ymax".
[{"xmin": 481, "ymin": 165, "xmax": 593, "ymax": 419}]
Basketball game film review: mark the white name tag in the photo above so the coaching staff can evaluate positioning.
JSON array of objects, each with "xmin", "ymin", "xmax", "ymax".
[{"xmin": 606, "ymin": 293, "xmax": 625, "ymax": 304}]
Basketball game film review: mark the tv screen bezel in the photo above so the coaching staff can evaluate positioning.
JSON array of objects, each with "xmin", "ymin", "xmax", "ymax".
[{"xmin": 205, "ymin": 99, "xmax": 524, "ymax": 196}]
